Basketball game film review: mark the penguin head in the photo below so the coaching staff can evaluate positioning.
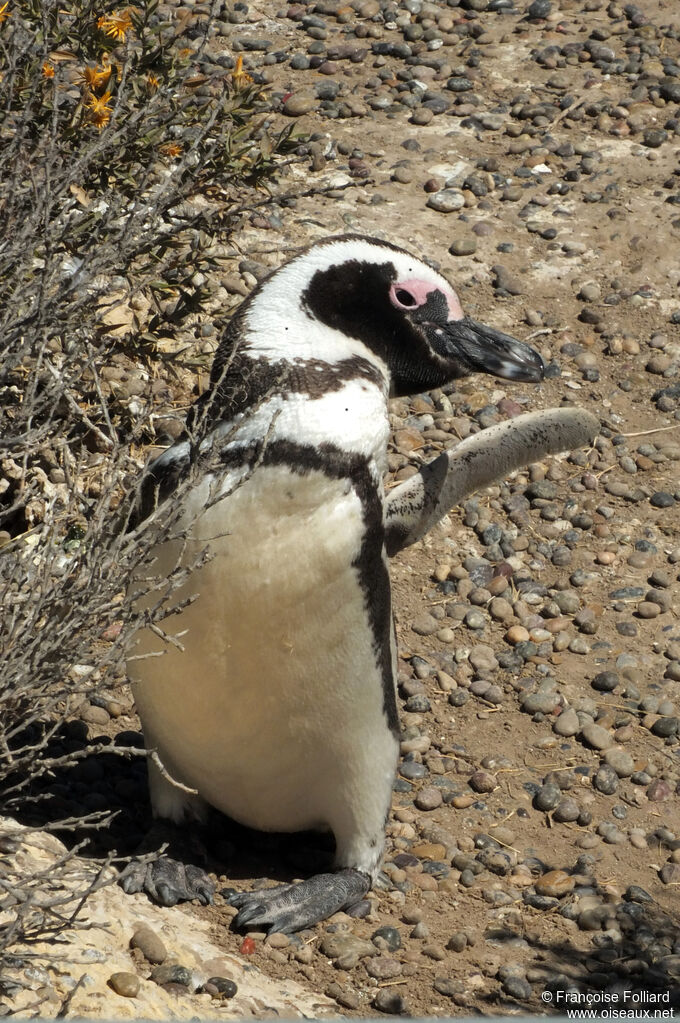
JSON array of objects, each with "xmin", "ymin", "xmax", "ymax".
[{"xmin": 283, "ymin": 235, "xmax": 545, "ymax": 398}]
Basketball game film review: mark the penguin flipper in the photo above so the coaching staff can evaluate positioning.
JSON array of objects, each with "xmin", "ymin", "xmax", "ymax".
[
  {"xmin": 227, "ymin": 868, "xmax": 371, "ymax": 935},
  {"xmin": 384, "ymin": 407, "xmax": 599, "ymax": 556},
  {"xmin": 119, "ymin": 855, "xmax": 215, "ymax": 907}
]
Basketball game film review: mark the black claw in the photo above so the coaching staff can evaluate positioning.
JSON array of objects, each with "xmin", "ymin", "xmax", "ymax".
[
  {"xmin": 234, "ymin": 902, "xmax": 267, "ymax": 927},
  {"xmin": 227, "ymin": 892, "xmax": 252, "ymax": 909},
  {"xmin": 186, "ymin": 865, "xmax": 215, "ymax": 904},
  {"xmin": 228, "ymin": 869, "xmax": 371, "ymax": 934},
  {"xmin": 119, "ymin": 874, "xmax": 141, "ymax": 895},
  {"xmin": 156, "ymin": 882, "xmax": 179, "ymax": 906},
  {"xmin": 119, "ymin": 855, "xmax": 215, "ymax": 909}
]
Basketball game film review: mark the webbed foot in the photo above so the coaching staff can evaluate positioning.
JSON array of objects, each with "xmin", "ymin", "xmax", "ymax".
[
  {"xmin": 227, "ymin": 868, "xmax": 370, "ymax": 934},
  {"xmin": 120, "ymin": 856, "xmax": 215, "ymax": 907}
]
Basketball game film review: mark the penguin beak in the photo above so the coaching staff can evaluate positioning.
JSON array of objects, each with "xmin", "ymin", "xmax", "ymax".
[{"xmin": 440, "ymin": 318, "xmax": 545, "ymax": 383}]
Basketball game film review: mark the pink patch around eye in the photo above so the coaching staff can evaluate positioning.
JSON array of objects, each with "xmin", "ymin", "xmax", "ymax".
[{"xmin": 389, "ymin": 278, "xmax": 463, "ymax": 320}]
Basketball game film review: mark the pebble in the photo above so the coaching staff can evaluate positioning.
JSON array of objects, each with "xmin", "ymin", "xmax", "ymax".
[
  {"xmin": 283, "ymin": 92, "xmax": 316, "ymax": 116},
  {"xmin": 449, "ymin": 238, "xmax": 477, "ymax": 256},
  {"xmin": 506, "ymin": 625, "xmax": 530, "ymax": 645},
  {"xmin": 372, "ymin": 926, "xmax": 401, "ymax": 951},
  {"xmin": 534, "ymin": 870, "xmax": 574, "ymax": 898},
  {"xmin": 492, "ymin": 265, "xmax": 524, "ymax": 296},
  {"xmin": 415, "ymin": 786, "xmax": 443, "ymax": 810},
  {"xmin": 150, "ymin": 965, "xmax": 192, "ymax": 987},
  {"xmin": 647, "ymin": 779, "xmax": 673, "ymax": 802},
  {"xmin": 660, "ymin": 863, "xmax": 680, "ymax": 885},
  {"xmin": 446, "ymin": 931, "xmax": 468, "ymax": 952},
  {"xmin": 426, "ymin": 189, "xmax": 465, "ymax": 213},
  {"xmin": 203, "ymin": 977, "xmax": 238, "ymax": 999},
  {"xmin": 535, "ymin": 783, "xmax": 561, "ymax": 811},
  {"xmin": 326, "ymin": 982, "xmax": 360, "ymax": 1010},
  {"xmin": 366, "ymin": 956, "xmax": 403, "ymax": 979},
  {"xmin": 373, "ymin": 990, "xmax": 408, "ymax": 1015},
  {"xmin": 553, "ymin": 797, "xmax": 580, "ymax": 823},
  {"xmin": 502, "ymin": 975, "xmax": 532, "ymax": 1000},
  {"xmin": 581, "ymin": 722, "xmax": 614, "ymax": 750},
  {"xmin": 554, "ymin": 708, "xmax": 580, "ymax": 737},
  {"xmin": 130, "ymin": 924, "xmax": 167, "ymax": 965},
  {"xmin": 593, "ymin": 765, "xmax": 619, "ymax": 795},
  {"xmin": 591, "ymin": 671, "xmax": 618, "ymax": 693},
  {"xmin": 320, "ymin": 932, "xmax": 375, "ymax": 963},
  {"xmin": 603, "ymin": 749, "xmax": 635, "ymax": 777},
  {"xmin": 108, "ymin": 973, "xmax": 140, "ymax": 998}
]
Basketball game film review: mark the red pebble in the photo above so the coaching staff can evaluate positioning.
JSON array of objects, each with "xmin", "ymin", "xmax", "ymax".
[{"xmin": 240, "ymin": 937, "xmax": 256, "ymax": 955}]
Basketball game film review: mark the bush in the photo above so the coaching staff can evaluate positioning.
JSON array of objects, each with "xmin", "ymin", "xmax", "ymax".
[{"xmin": 0, "ymin": 0, "xmax": 299, "ymax": 963}]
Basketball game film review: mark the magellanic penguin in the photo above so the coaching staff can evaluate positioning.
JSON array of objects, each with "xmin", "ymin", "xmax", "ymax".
[{"xmin": 123, "ymin": 235, "xmax": 599, "ymax": 933}]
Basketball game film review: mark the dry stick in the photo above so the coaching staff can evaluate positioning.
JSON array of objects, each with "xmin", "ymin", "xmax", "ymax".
[
  {"xmin": 618, "ymin": 425, "xmax": 680, "ymax": 438},
  {"xmin": 149, "ymin": 749, "xmax": 199, "ymax": 797},
  {"xmin": 56, "ymin": 973, "xmax": 86, "ymax": 1018}
]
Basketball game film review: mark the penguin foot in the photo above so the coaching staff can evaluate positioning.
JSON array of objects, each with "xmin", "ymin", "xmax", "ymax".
[
  {"xmin": 227, "ymin": 868, "xmax": 371, "ymax": 934},
  {"xmin": 119, "ymin": 855, "xmax": 215, "ymax": 907}
]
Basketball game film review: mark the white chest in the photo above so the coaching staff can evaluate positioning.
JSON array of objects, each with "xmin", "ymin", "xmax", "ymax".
[{"xmin": 129, "ymin": 460, "xmax": 397, "ymax": 835}]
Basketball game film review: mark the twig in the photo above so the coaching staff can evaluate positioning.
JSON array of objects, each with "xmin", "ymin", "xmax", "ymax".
[
  {"xmin": 149, "ymin": 749, "xmax": 199, "ymax": 796},
  {"xmin": 618, "ymin": 425, "xmax": 680, "ymax": 438}
]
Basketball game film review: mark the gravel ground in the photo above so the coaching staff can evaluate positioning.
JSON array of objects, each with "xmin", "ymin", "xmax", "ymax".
[{"xmin": 12, "ymin": 0, "xmax": 680, "ymax": 1016}]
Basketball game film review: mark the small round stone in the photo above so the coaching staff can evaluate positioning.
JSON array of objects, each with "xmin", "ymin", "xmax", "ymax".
[
  {"xmin": 283, "ymin": 93, "xmax": 316, "ymax": 116},
  {"xmin": 603, "ymin": 749, "xmax": 634, "ymax": 777},
  {"xmin": 581, "ymin": 722, "xmax": 613, "ymax": 750},
  {"xmin": 426, "ymin": 189, "xmax": 465, "ymax": 213},
  {"xmin": 647, "ymin": 779, "xmax": 673, "ymax": 801},
  {"xmin": 465, "ymin": 608, "xmax": 486, "ymax": 630},
  {"xmin": 650, "ymin": 491, "xmax": 675, "ymax": 508},
  {"xmin": 150, "ymin": 965, "xmax": 192, "ymax": 987},
  {"xmin": 554, "ymin": 708, "xmax": 580, "ymax": 737},
  {"xmin": 130, "ymin": 925, "xmax": 167, "ymax": 965},
  {"xmin": 415, "ymin": 786, "xmax": 443, "ymax": 811},
  {"xmin": 469, "ymin": 770, "xmax": 497, "ymax": 793},
  {"xmin": 109, "ymin": 972, "xmax": 140, "ymax": 998},
  {"xmin": 651, "ymin": 717, "xmax": 679, "ymax": 738},
  {"xmin": 534, "ymin": 870, "xmax": 574, "ymax": 898},
  {"xmin": 553, "ymin": 797, "xmax": 580, "ymax": 823},
  {"xmin": 625, "ymin": 885, "xmax": 653, "ymax": 904},
  {"xmin": 372, "ymin": 926, "xmax": 402, "ymax": 952},
  {"xmin": 204, "ymin": 977, "xmax": 238, "ymax": 999},
  {"xmin": 591, "ymin": 671, "xmax": 618, "ymax": 693},
  {"xmin": 593, "ymin": 765, "xmax": 619, "ymax": 795},
  {"xmin": 535, "ymin": 783, "xmax": 561, "ymax": 811},
  {"xmin": 506, "ymin": 625, "xmax": 530, "ymax": 645},
  {"xmin": 446, "ymin": 931, "xmax": 468, "ymax": 952},
  {"xmin": 502, "ymin": 975, "xmax": 532, "ymax": 1000},
  {"xmin": 373, "ymin": 989, "xmax": 408, "ymax": 1015},
  {"xmin": 366, "ymin": 956, "xmax": 403, "ymax": 979},
  {"xmin": 449, "ymin": 238, "xmax": 477, "ymax": 256}
]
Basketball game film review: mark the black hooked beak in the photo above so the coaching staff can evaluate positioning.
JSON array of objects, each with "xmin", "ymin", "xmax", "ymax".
[{"xmin": 442, "ymin": 317, "xmax": 545, "ymax": 383}]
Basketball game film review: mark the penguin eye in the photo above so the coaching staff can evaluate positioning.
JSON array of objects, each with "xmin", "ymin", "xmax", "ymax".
[{"xmin": 393, "ymin": 288, "xmax": 417, "ymax": 308}]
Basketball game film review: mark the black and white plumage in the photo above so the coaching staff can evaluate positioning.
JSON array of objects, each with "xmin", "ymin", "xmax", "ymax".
[{"xmin": 123, "ymin": 235, "xmax": 599, "ymax": 932}]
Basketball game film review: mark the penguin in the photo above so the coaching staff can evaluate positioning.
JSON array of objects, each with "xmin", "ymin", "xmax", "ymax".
[{"xmin": 122, "ymin": 235, "xmax": 599, "ymax": 933}]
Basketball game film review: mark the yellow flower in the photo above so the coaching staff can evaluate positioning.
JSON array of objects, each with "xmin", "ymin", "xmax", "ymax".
[
  {"xmin": 86, "ymin": 89, "xmax": 113, "ymax": 128},
  {"xmin": 146, "ymin": 71, "xmax": 159, "ymax": 91},
  {"xmin": 97, "ymin": 9, "xmax": 133, "ymax": 41},
  {"xmin": 0, "ymin": 2, "xmax": 11, "ymax": 23},
  {"xmin": 160, "ymin": 142, "xmax": 182, "ymax": 158},
  {"xmin": 230, "ymin": 55, "xmax": 253, "ymax": 89},
  {"xmin": 77, "ymin": 63, "xmax": 112, "ymax": 91},
  {"xmin": 42, "ymin": 61, "xmax": 55, "ymax": 78}
]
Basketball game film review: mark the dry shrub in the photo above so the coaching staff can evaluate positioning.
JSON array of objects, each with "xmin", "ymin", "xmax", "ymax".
[{"xmin": 0, "ymin": 0, "xmax": 299, "ymax": 964}]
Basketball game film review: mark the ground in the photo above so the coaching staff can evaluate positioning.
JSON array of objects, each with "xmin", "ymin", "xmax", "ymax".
[{"xmin": 7, "ymin": 0, "xmax": 680, "ymax": 1016}]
